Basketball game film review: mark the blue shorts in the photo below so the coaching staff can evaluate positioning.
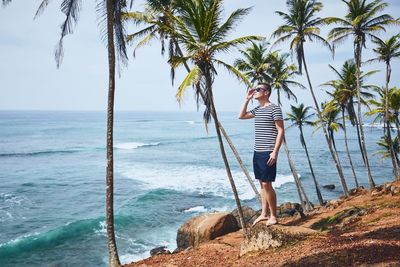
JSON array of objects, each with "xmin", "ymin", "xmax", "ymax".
[{"xmin": 253, "ymin": 151, "xmax": 276, "ymax": 182}]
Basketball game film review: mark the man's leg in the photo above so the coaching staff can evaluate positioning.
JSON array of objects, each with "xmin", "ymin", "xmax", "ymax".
[
  {"xmin": 252, "ymin": 181, "xmax": 270, "ymax": 226},
  {"xmin": 263, "ymin": 181, "xmax": 278, "ymax": 224}
]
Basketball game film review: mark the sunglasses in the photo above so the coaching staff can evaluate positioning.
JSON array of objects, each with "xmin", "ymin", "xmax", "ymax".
[{"xmin": 255, "ymin": 87, "xmax": 266, "ymax": 92}]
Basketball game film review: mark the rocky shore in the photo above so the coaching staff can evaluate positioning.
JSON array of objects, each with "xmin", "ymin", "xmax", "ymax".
[{"xmin": 123, "ymin": 181, "xmax": 400, "ymax": 267}]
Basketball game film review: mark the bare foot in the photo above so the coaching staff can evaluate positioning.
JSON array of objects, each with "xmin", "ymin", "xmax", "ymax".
[
  {"xmin": 252, "ymin": 215, "xmax": 270, "ymax": 226},
  {"xmin": 265, "ymin": 217, "xmax": 278, "ymax": 226}
]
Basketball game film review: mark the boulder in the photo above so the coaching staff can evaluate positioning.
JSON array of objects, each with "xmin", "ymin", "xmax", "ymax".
[
  {"xmin": 150, "ymin": 246, "xmax": 171, "ymax": 256},
  {"xmin": 239, "ymin": 224, "xmax": 317, "ymax": 256},
  {"xmin": 176, "ymin": 212, "xmax": 239, "ymax": 249},
  {"xmin": 391, "ymin": 185, "xmax": 400, "ymax": 196},
  {"xmin": 384, "ymin": 183, "xmax": 392, "ymax": 194},
  {"xmin": 277, "ymin": 202, "xmax": 305, "ymax": 218},
  {"xmin": 323, "ymin": 184, "xmax": 335, "ymax": 190},
  {"xmin": 349, "ymin": 186, "xmax": 367, "ymax": 196},
  {"xmin": 231, "ymin": 206, "xmax": 258, "ymax": 227}
]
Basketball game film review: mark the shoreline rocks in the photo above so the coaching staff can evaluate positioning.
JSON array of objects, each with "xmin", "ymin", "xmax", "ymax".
[{"xmin": 176, "ymin": 212, "xmax": 239, "ymax": 250}]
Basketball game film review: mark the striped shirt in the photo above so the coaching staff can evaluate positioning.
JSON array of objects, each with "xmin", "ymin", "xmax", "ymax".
[{"xmin": 250, "ymin": 103, "xmax": 283, "ymax": 152}]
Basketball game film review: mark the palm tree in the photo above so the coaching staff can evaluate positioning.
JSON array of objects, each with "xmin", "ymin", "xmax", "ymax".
[
  {"xmin": 322, "ymin": 60, "xmax": 377, "ymax": 162},
  {"xmin": 272, "ymin": 0, "xmax": 350, "ymax": 197},
  {"xmin": 165, "ymin": 0, "xmax": 262, "ymax": 237},
  {"xmin": 269, "ymin": 52, "xmax": 304, "ymax": 105},
  {"xmin": 286, "ymin": 104, "xmax": 324, "ymax": 205},
  {"xmin": 390, "ymin": 87, "xmax": 400, "ymax": 140},
  {"xmin": 375, "ymin": 135, "xmax": 400, "ymax": 164},
  {"xmin": 367, "ymin": 87, "xmax": 400, "ymax": 180},
  {"xmin": 315, "ymin": 103, "xmax": 344, "ymax": 152},
  {"xmin": 234, "ymin": 43, "xmax": 314, "ymax": 211},
  {"xmin": 321, "ymin": 60, "xmax": 378, "ymax": 187},
  {"xmin": 124, "ymin": 0, "xmax": 263, "ymax": 204},
  {"xmin": 234, "ymin": 42, "xmax": 273, "ymax": 85},
  {"xmin": 327, "ymin": 0, "xmax": 398, "ymax": 189},
  {"xmin": 3, "ymin": 0, "xmax": 134, "ymax": 265},
  {"xmin": 268, "ymin": 52, "xmax": 314, "ymax": 210},
  {"xmin": 368, "ymin": 34, "xmax": 400, "ymax": 178}
]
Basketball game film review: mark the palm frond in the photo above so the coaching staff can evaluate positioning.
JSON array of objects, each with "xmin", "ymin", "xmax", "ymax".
[{"xmin": 176, "ymin": 65, "xmax": 201, "ymax": 102}]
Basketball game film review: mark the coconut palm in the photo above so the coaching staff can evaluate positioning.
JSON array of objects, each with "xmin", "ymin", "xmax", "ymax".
[
  {"xmin": 268, "ymin": 52, "xmax": 313, "ymax": 210},
  {"xmin": 272, "ymin": 0, "xmax": 350, "ymax": 196},
  {"xmin": 327, "ymin": 0, "xmax": 398, "ymax": 189},
  {"xmin": 315, "ymin": 103, "xmax": 345, "ymax": 152},
  {"xmin": 375, "ymin": 135, "xmax": 400, "ymax": 167},
  {"xmin": 390, "ymin": 87, "xmax": 400, "ymax": 140},
  {"xmin": 233, "ymin": 41, "xmax": 273, "ymax": 85},
  {"xmin": 367, "ymin": 87, "xmax": 400, "ymax": 180},
  {"xmin": 165, "ymin": 0, "xmax": 262, "ymax": 236},
  {"xmin": 286, "ymin": 104, "xmax": 325, "ymax": 205},
  {"xmin": 269, "ymin": 52, "xmax": 305, "ymax": 104},
  {"xmin": 124, "ymin": 0, "xmax": 263, "ymax": 203},
  {"xmin": 323, "ymin": 60, "xmax": 377, "ymax": 165},
  {"xmin": 234, "ymin": 43, "xmax": 313, "ymax": 210},
  {"xmin": 3, "ymin": 0, "xmax": 134, "ymax": 265},
  {"xmin": 368, "ymin": 34, "xmax": 400, "ymax": 178},
  {"xmin": 321, "ymin": 60, "xmax": 378, "ymax": 187}
]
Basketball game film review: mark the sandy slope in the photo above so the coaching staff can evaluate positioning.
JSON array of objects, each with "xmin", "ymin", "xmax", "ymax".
[{"xmin": 124, "ymin": 181, "xmax": 400, "ymax": 267}]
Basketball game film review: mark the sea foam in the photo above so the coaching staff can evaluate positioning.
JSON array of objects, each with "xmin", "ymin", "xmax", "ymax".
[
  {"xmin": 119, "ymin": 164, "xmax": 294, "ymax": 200},
  {"xmin": 114, "ymin": 142, "xmax": 160, "ymax": 150}
]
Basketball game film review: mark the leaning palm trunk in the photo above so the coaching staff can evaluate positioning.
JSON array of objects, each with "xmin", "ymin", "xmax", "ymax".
[
  {"xmin": 105, "ymin": 0, "xmax": 121, "ymax": 266},
  {"xmin": 218, "ymin": 125, "xmax": 261, "ymax": 203},
  {"xmin": 283, "ymin": 138, "xmax": 313, "ymax": 211},
  {"xmin": 354, "ymin": 42, "xmax": 375, "ymax": 189},
  {"xmin": 348, "ymin": 100, "xmax": 366, "ymax": 166},
  {"xmin": 353, "ymin": 111, "xmax": 367, "ymax": 166},
  {"xmin": 204, "ymin": 67, "xmax": 249, "ymax": 238},
  {"xmin": 302, "ymin": 52, "xmax": 349, "ymax": 197},
  {"xmin": 299, "ymin": 126, "xmax": 324, "ymax": 205},
  {"xmin": 385, "ymin": 63, "xmax": 400, "ymax": 179},
  {"xmin": 277, "ymin": 99, "xmax": 313, "ymax": 210},
  {"xmin": 342, "ymin": 108, "xmax": 359, "ymax": 187},
  {"xmin": 173, "ymin": 40, "xmax": 261, "ymax": 203}
]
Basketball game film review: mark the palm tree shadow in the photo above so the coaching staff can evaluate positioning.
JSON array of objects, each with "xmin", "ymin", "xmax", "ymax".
[{"xmin": 282, "ymin": 226, "xmax": 400, "ymax": 266}]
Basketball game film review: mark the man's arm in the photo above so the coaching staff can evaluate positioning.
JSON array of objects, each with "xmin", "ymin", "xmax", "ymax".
[
  {"xmin": 267, "ymin": 120, "xmax": 285, "ymax": 166},
  {"xmin": 238, "ymin": 91, "xmax": 255, "ymax": 119}
]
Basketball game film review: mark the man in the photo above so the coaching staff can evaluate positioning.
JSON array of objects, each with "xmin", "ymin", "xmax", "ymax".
[{"xmin": 238, "ymin": 83, "xmax": 284, "ymax": 226}]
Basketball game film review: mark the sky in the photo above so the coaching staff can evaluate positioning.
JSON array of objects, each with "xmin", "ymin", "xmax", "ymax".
[{"xmin": 0, "ymin": 0, "xmax": 399, "ymax": 112}]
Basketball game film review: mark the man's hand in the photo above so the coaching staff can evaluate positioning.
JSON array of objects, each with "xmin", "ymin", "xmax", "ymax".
[
  {"xmin": 246, "ymin": 90, "xmax": 255, "ymax": 101},
  {"xmin": 267, "ymin": 151, "xmax": 277, "ymax": 166}
]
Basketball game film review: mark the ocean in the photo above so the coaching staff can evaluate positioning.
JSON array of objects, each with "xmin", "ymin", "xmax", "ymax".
[{"xmin": 0, "ymin": 110, "xmax": 394, "ymax": 266}]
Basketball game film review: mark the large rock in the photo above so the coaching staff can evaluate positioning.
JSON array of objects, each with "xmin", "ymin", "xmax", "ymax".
[
  {"xmin": 176, "ymin": 212, "xmax": 239, "ymax": 249},
  {"xmin": 240, "ymin": 224, "xmax": 317, "ymax": 256},
  {"xmin": 277, "ymin": 202, "xmax": 305, "ymax": 219},
  {"xmin": 323, "ymin": 184, "xmax": 335, "ymax": 190},
  {"xmin": 150, "ymin": 246, "xmax": 171, "ymax": 256},
  {"xmin": 231, "ymin": 206, "xmax": 259, "ymax": 227}
]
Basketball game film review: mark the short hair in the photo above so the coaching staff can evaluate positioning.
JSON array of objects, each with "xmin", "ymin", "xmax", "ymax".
[{"xmin": 257, "ymin": 82, "xmax": 271, "ymax": 95}]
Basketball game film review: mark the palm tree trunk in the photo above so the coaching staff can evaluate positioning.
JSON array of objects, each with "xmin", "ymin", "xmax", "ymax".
[
  {"xmin": 385, "ymin": 63, "xmax": 400, "ymax": 179},
  {"xmin": 342, "ymin": 108, "xmax": 359, "ymax": 187},
  {"xmin": 348, "ymin": 100, "xmax": 366, "ymax": 166},
  {"xmin": 301, "ymin": 51, "xmax": 349, "ymax": 197},
  {"xmin": 204, "ymin": 67, "xmax": 249, "ymax": 238},
  {"xmin": 354, "ymin": 41, "xmax": 375, "ymax": 189},
  {"xmin": 283, "ymin": 137, "xmax": 313, "ymax": 211},
  {"xmin": 396, "ymin": 115, "xmax": 400, "ymax": 140},
  {"xmin": 173, "ymin": 39, "xmax": 261, "ymax": 203},
  {"xmin": 277, "ymin": 100, "xmax": 312, "ymax": 210},
  {"xmin": 218, "ymin": 124, "xmax": 262, "ymax": 203},
  {"xmin": 353, "ymin": 111, "xmax": 367, "ymax": 166},
  {"xmin": 106, "ymin": 1, "xmax": 120, "ymax": 266},
  {"xmin": 299, "ymin": 126, "xmax": 324, "ymax": 205}
]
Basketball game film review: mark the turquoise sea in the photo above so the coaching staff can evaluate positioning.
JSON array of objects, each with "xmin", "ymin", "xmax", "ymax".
[{"xmin": 0, "ymin": 110, "xmax": 394, "ymax": 266}]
